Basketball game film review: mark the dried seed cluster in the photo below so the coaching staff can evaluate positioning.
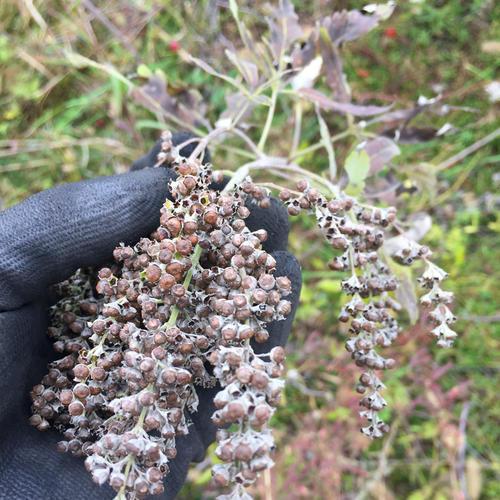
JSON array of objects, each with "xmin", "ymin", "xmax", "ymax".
[
  {"xmin": 211, "ymin": 345, "xmax": 286, "ymax": 495},
  {"xmin": 418, "ymin": 257, "xmax": 457, "ymax": 347},
  {"xmin": 31, "ymin": 131, "xmax": 291, "ymax": 500},
  {"xmin": 391, "ymin": 238, "xmax": 457, "ymax": 347},
  {"xmin": 280, "ymin": 179, "xmax": 455, "ymax": 438},
  {"xmin": 30, "ymin": 128, "xmax": 456, "ymax": 499}
]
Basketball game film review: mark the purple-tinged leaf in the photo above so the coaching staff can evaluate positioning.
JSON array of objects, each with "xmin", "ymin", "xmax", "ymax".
[
  {"xmin": 225, "ymin": 50, "xmax": 259, "ymax": 88},
  {"xmin": 291, "ymin": 31, "xmax": 317, "ymax": 69},
  {"xmin": 266, "ymin": 0, "xmax": 303, "ymax": 59},
  {"xmin": 364, "ymin": 177, "xmax": 400, "ymax": 204},
  {"xmin": 218, "ymin": 92, "xmax": 256, "ymax": 126},
  {"xmin": 319, "ymin": 29, "xmax": 350, "ymax": 102},
  {"xmin": 132, "ymin": 74, "xmax": 177, "ymax": 117},
  {"xmin": 363, "ymin": 137, "xmax": 400, "ymax": 174},
  {"xmin": 177, "ymin": 89, "xmax": 210, "ymax": 129},
  {"xmin": 322, "ymin": 10, "xmax": 379, "ymax": 46},
  {"xmin": 368, "ymin": 107, "xmax": 423, "ymax": 124},
  {"xmin": 366, "ymin": 96, "xmax": 446, "ymax": 126},
  {"xmin": 300, "ymin": 88, "xmax": 393, "ymax": 116},
  {"xmin": 188, "ymin": 54, "xmax": 260, "ymax": 100},
  {"xmin": 188, "ymin": 55, "xmax": 222, "ymax": 78}
]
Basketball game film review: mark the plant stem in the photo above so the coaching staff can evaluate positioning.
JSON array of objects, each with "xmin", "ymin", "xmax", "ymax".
[
  {"xmin": 249, "ymin": 156, "xmax": 340, "ymax": 195},
  {"xmin": 217, "ymin": 144, "xmax": 256, "ymax": 160},
  {"xmin": 258, "ymin": 81, "xmax": 279, "ymax": 152},
  {"xmin": 290, "ymin": 101, "xmax": 303, "ymax": 159},
  {"xmin": 258, "ymin": 25, "xmax": 286, "ymax": 154},
  {"xmin": 221, "ymin": 163, "xmax": 250, "ymax": 193},
  {"xmin": 159, "ymin": 243, "xmax": 202, "ymax": 330},
  {"xmin": 289, "ymin": 129, "xmax": 351, "ymax": 162},
  {"xmin": 436, "ymin": 127, "xmax": 499, "ymax": 170},
  {"xmin": 180, "ymin": 126, "xmax": 260, "ymax": 163}
]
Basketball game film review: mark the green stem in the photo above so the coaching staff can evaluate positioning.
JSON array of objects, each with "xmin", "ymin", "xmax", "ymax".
[
  {"xmin": 290, "ymin": 129, "xmax": 351, "ymax": 162},
  {"xmin": 221, "ymin": 163, "xmax": 250, "ymax": 193},
  {"xmin": 290, "ymin": 100, "xmax": 303, "ymax": 159},
  {"xmin": 258, "ymin": 19, "xmax": 287, "ymax": 153},
  {"xmin": 161, "ymin": 243, "xmax": 203, "ymax": 330},
  {"xmin": 258, "ymin": 81, "xmax": 279, "ymax": 152}
]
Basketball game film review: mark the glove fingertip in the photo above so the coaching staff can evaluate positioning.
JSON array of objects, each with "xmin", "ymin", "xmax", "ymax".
[{"xmin": 245, "ymin": 197, "xmax": 290, "ymax": 253}]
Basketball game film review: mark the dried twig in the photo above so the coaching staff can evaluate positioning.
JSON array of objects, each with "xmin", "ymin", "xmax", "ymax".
[
  {"xmin": 437, "ymin": 128, "xmax": 500, "ymax": 170},
  {"xmin": 81, "ymin": 0, "xmax": 139, "ymax": 58}
]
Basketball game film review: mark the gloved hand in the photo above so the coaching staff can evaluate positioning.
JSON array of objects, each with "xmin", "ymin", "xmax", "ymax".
[{"xmin": 0, "ymin": 133, "xmax": 301, "ymax": 500}]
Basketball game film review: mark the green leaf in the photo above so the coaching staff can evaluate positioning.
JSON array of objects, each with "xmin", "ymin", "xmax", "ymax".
[
  {"xmin": 317, "ymin": 279, "xmax": 341, "ymax": 293},
  {"xmin": 137, "ymin": 64, "xmax": 152, "ymax": 78},
  {"xmin": 136, "ymin": 120, "xmax": 167, "ymax": 131},
  {"xmin": 64, "ymin": 51, "xmax": 133, "ymax": 88},
  {"xmin": 154, "ymin": 68, "xmax": 167, "ymax": 82},
  {"xmin": 345, "ymin": 149, "xmax": 370, "ymax": 186}
]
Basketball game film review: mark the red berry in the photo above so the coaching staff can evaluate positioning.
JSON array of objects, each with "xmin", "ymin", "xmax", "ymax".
[
  {"xmin": 169, "ymin": 40, "xmax": 180, "ymax": 52},
  {"xmin": 94, "ymin": 118, "xmax": 106, "ymax": 129},
  {"xmin": 384, "ymin": 27, "xmax": 397, "ymax": 39},
  {"xmin": 356, "ymin": 68, "xmax": 370, "ymax": 79}
]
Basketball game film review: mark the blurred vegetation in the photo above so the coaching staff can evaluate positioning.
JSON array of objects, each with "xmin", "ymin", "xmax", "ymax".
[{"xmin": 0, "ymin": 1, "xmax": 498, "ymax": 499}]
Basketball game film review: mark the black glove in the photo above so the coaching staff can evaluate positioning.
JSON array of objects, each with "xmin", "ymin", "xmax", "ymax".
[{"xmin": 0, "ymin": 133, "xmax": 301, "ymax": 500}]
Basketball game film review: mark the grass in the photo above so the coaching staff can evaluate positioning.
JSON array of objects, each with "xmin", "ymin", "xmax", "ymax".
[{"xmin": 1, "ymin": 1, "xmax": 498, "ymax": 499}]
